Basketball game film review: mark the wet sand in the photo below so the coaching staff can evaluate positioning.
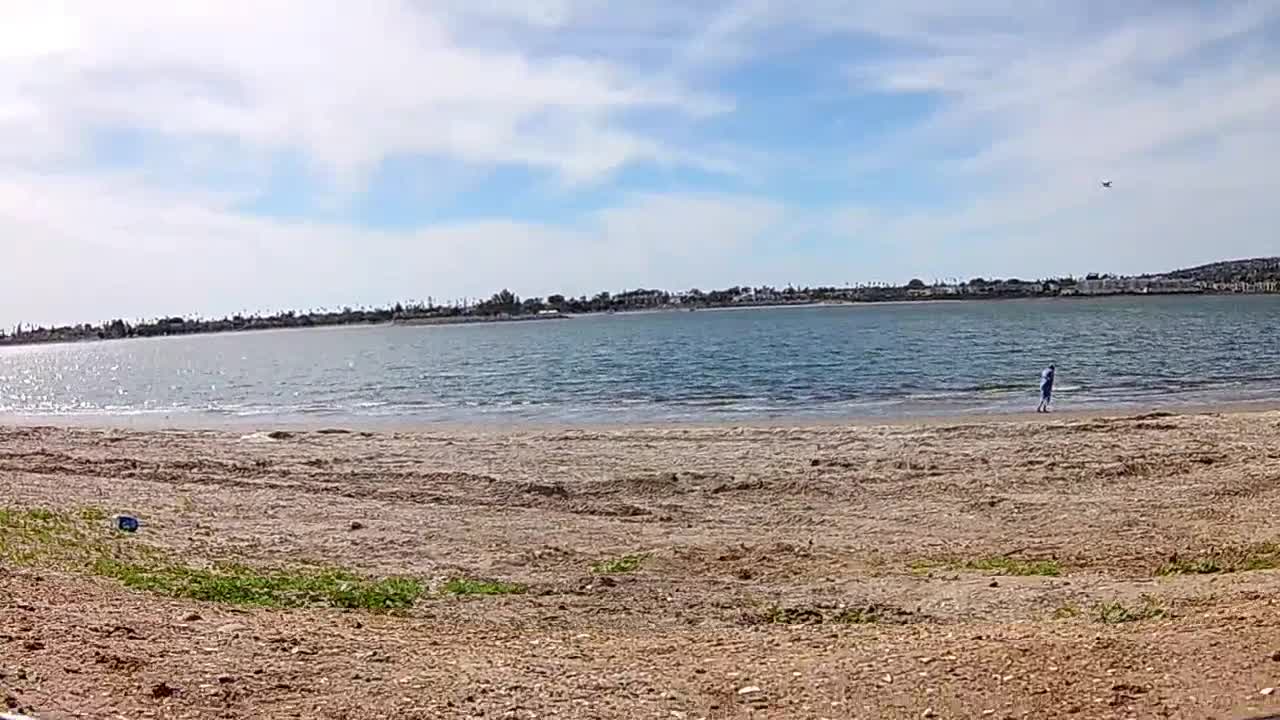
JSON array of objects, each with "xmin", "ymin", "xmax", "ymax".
[{"xmin": 3, "ymin": 409, "xmax": 1280, "ymax": 719}]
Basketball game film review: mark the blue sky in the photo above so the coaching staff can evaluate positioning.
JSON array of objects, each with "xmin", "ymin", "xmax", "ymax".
[{"xmin": 2, "ymin": 1, "xmax": 1279, "ymax": 326}]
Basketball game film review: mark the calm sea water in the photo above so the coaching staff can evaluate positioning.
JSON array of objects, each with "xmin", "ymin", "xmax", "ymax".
[{"xmin": 2, "ymin": 296, "xmax": 1278, "ymax": 426}]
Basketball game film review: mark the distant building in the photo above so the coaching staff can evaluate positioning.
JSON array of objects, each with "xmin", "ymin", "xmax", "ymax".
[
  {"xmin": 1077, "ymin": 276, "xmax": 1200, "ymax": 295},
  {"xmin": 1210, "ymin": 280, "xmax": 1280, "ymax": 293}
]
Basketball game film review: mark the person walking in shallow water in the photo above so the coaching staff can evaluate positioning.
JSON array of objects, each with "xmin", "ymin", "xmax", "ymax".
[{"xmin": 1037, "ymin": 364, "xmax": 1056, "ymax": 413}]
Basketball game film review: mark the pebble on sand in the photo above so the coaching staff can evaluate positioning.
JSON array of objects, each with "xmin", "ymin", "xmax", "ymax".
[
  {"xmin": 737, "ymin": 686, "xmax": 762, "ymax": 695},
  {"xmin": 1261, "ymin": 687, "xmax": 1275, "ymax": 696}
]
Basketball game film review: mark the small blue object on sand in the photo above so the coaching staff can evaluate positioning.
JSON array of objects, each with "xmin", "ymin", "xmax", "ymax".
[{"xmin": 113, "ymin": 514, "xmax": 140, "ymax": 533}]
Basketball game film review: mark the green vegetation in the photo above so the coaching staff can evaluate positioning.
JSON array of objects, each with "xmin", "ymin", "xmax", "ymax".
[
  {"xmin": 78, "ymin": 506, "xmax": 108, "ymax": 523},
  {"xmin": 95, "ymin": 559, "xmax": 423, "ymax": 609},
  {"xmin": 591, "ymin": 553, "xmax": 648, "ymax": 575},
  {"xmin": 1156, "ymin": 543, "xmax": 1280, "ymax": 576},
  {"xmin": 914, "ymin": 555, "xmax": 1062, "ymax": 577},
  {"xmin": 757, "ymin": 603, "xmax": 913, "ymax": 626},
  {"xmin": 442, "ymin": 577, "xmax": 527, "ymax": 596},
  {"xmin": 962, "ymin": 556, "xmax": 1061, "ymax": 577},
  {"xmin": 25, "ymin": 508, "xmax": 59, "ymax": 522},
  {"xmin": 760, "ymin": 605, "xmax": 826, "ymax": 625},
  {"xmin": 1094, "ymin": 597, "xmax": 1168, "ymax": 624},
  {"xmin": 0, "ymin": 507, "xmax": 102, "ymax": 567},
  {"xmin": 908, "ymin": 560, "xmax": 935, "ymax": 576},
  {"xmin": 0, "ymin": 506, "xmax": 423, "ymax": 611}
]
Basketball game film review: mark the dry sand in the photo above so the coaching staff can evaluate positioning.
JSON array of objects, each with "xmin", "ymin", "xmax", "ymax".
[{"xmin": 3, "ymin": 410, "xmax": 1280, "ymax": 719}]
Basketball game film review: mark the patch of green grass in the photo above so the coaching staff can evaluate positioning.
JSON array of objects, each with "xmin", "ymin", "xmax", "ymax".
[
  {"xmin": 0, "ymin": 507, "xmax": 76, "ymax": 530},
  {"xmin": 78, "ymin": 506, "xmax": 108, "ymax": 523},
  {"xmin": 0, "ymin": 505, "xmax": 424, "ymax": 612},
  {"xmin": 1156, "ymin": 544, "xmax": 1280, "ymax": 576},
  {"xmin": 915, "ymin": 555, "xmax": 1062, "ymax": 577},
  {"xmin": 443, "ymin": 577, "xmax": 527, "ymax": 596},
  {"xmin": 961, "ymin": 556, "xmax": 1061, "ymax": 577},
  {"xmin": 0, "ymin": 506, "xmax": 100, "ymax": 568},
  {"xmin": 908, "ymin": 560, "xmax": 936, "ymax": 576},
  {"xmin": 24, "ymin": 508, "xmax": 60, "ymax": 522},
  {"xmin": 591, "ymin": 553, "xmax": 648, "ymax": 574},
  {"xmin": 95, "ymin": 559, "xmax": 423, "ymax": 610},
  {"xmin": 1094, "ymin": 596, "xmax": 1168, "ymax": 624}
]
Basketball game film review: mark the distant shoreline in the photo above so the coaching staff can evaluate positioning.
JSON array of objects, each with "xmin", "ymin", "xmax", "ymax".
[
  {"xmin": 0, "ymin": 312, "xmax": 574, "ymax": 350},
  {"xmin": 5, "ymin": 254, "xmax": 1279, "ymax": 347},
  {"xmin": 393, "ymin": 313, "xmax": 569, "ymax": 326},
  {"xmin": 3, "ymin": 290, "xmax": 1279, "ymax": 349}
]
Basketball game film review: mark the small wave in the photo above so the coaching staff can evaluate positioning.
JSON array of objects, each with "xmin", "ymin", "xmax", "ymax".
[
  {"xmin": 352, "ymin": 400, "xmax": 390, "ymax": 409},
  {"xmin": 676, "ymin": 397, "xmax": 755, "ymax": 408},
  {"xmin": 902, "ymin": 389, "xmax": 1011, "ymax": 401},
  {"xmin": 224, "ymin": 407, "xmax": 286, "ymax": 417}
]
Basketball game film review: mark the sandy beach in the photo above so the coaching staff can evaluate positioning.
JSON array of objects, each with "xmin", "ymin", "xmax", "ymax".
[{"xmin": 3, "ymin": 410, "xmax": 1280, "ymax": 719}]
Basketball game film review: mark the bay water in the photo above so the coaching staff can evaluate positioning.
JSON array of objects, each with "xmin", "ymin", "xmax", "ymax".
[{"xmin": 2, "ymin": 295, "xmax": 1278, "ymax": 425}]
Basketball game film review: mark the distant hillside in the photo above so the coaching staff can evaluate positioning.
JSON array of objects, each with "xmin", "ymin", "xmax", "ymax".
[{"xmin": 1167, "ymin": 257, "xmax": 1280, "ymax": 283}]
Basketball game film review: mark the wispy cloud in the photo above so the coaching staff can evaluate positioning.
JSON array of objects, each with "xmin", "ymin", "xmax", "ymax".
[
  {"xmin": 1, "ymin": 1, "xmax": 727, "ymax": 187},
  {"xmin": 823, "ymin": 0, "xmax": 1280, "ymax": 273}
]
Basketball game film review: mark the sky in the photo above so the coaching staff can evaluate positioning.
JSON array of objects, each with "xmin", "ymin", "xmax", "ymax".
[{"xmin": 2, "ymin": 0, "xmax": 1279, "ymax": 326}]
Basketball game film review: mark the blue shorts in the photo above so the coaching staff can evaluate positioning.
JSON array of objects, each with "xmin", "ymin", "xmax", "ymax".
[{"xmin": 1041, "ymin": 386, "xmax": 1053, "ymax": 400}]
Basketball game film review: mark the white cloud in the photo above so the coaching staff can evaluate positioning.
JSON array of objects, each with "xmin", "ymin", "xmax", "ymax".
[
  {"xmin": 0, "ymin": 1, "xmax": 725, "ymax": 186},
  {"xmin": 820, "ymin": 0, "xmax": 1280, "ymax": 278}
]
